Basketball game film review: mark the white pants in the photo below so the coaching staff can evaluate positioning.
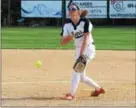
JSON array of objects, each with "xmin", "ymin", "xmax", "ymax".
[
  {"xmin": 75, "ymin": 44, "xmax": 96, "ymax": 62},
  {"xmin": 70, "ymin": 44, "xmax": 101, "ymax": 94}
]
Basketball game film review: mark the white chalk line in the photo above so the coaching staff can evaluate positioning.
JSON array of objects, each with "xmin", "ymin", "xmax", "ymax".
[
  {"xmin": 2, "ymin": 81, "xmax": 134, "ymax": 92},
  {"xmin": 2, "ymin": 80, "xmax": 134, "ymax": 85},
  {"xmin": 2, "ymin": 80, "xmax": 70, "ymax": 85}
]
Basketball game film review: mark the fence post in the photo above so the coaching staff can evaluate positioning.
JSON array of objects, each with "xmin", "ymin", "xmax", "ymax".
[
  {"xmin": 62, "ymin": 0, "xmax": 66, "ymax": 25},
  {"xmin": 8, "ymin": 0, "xmax": 10, "ymax": 26},
  {"xmin": 107, "ymin": 0, "xmax": 109, "ymax": 19}
]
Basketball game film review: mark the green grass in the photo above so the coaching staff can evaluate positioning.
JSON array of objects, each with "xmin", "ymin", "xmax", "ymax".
[{"xmin": 1, "ymin": 26, "xmax": 136, "ymax": 50}]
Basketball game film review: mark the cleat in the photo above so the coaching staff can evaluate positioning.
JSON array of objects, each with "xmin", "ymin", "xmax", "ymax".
[
  {"xmin": 62, "ymin": 93, "xmax": 75, "ymax": 100},
  {"xmin": 91, "ymin": 88, "xmax": 105, "ymax": 97}
]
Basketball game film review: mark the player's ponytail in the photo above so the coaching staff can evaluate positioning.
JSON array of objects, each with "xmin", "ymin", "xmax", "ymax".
[{"xmin": 80, "ymin": 10, "xmax": 88, "ymax": 18}]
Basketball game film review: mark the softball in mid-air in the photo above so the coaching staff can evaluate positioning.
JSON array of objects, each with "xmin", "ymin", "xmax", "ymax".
[{"xmin": 36, "ymin": 60, "xmax": 42, "ymax": 68}]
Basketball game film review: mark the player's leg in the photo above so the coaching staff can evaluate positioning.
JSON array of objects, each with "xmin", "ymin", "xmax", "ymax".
[
  {"xmin": 80, "ymin": 67, "xmax": 105, "ymax": 96},
  {"xmin": 80, "ymin": 67, "xmax": 101, "ymax": 91},
  {"xmin": 80, "ymin": 45, "xmax": 105, "ymax": 96},
  {"xmin": 70, "ymin": 71, "xmax": 80, "ymax": 95},
  {"xmin": 63, "ymin": 48, "xmax": 81, "ymax": 100},
  {"xmin": 63, "ymin": 71, "xmax": 80, "ymax": 100}
]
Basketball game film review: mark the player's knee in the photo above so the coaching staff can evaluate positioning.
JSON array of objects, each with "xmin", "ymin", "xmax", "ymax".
[
  {"xmin": 72, "ymin": 72, "xmax": 80, "ymax": 83},
  {"xmin": 80, "ymin": 75, "xmax": 86, "ymax": 82}
]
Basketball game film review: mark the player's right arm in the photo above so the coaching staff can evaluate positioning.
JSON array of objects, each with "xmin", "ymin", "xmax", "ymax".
[
  {"xmin": 61, "ymin": 24, "xmax": 73, "ymax": 46},
  {"xmin": 61, "ymin": 36, "xmax": 73, "ymax": 45}
]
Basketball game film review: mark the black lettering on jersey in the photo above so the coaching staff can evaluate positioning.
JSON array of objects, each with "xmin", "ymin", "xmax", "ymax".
[{"xmin": 75, "ymin": 31, "xmax": 84, "ymax": 38}]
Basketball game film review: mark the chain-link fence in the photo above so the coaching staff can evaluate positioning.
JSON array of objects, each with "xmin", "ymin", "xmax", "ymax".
[{"xmin": 1, "ymin": 0, "xmax": 136, "ymax": 27}]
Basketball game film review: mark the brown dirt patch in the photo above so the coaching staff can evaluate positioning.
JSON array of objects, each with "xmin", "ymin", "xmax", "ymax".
[{"xmin": 2, "ymin": 50, "xmax": 135, "ymax": 106}]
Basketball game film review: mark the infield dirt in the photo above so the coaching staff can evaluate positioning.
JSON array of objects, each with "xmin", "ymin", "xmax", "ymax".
[{"xmin": 2, "ymin": 50, "xmax": 135, "ymax": 106}]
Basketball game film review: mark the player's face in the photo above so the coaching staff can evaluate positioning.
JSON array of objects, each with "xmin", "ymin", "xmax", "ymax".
[{"xmin": 68, "ymin": 5, "xmax": 79, "ymax": 17}]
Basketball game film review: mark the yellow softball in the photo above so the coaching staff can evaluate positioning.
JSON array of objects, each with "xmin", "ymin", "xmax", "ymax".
[{"xmin": 36, "ymin": 60, "xmax": 42, "ymax": 68}]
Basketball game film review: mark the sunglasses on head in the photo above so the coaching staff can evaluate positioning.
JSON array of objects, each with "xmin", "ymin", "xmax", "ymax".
[{"xmin": 68, "ymin": 7, "xmax": 77, "ymax": 11}]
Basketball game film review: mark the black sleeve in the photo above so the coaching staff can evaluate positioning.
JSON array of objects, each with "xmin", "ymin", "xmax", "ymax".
[
  {"xmin": 60, "ymin": 28, "xmax": 63, "ymax": 36},
  {"xmin": 60, "ymin": 24, "xmax": 64, "ymax": 36},
  {"xmin": 84, "ymin": 18, "xmax": 90, "ymax": 33}
]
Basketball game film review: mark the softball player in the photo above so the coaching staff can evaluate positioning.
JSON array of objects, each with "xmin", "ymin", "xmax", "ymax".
[{"xmin": 61, "ymin": 3, "xmax": 105, "ymax": 100}]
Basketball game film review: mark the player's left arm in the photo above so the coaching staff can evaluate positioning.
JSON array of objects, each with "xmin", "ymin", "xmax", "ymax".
[
  {"xmin": 79, "ymin": 33, "xmax": 89, "ymax": 56},
  {"xmin": 80, "ymin": 19, "xmax": 91, "ymax": 56}
]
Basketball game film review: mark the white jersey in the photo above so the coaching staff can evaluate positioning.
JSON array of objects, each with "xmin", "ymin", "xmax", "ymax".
[{"xmin": 61, "ymin": 18, "xmax": 94, "ymax": 48}]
